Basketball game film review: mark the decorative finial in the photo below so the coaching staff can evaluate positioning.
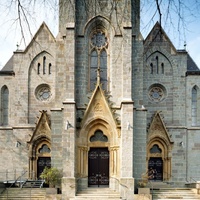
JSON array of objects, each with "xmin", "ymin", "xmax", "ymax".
[
  {"xmin": 16, "ymin": 42, "xmax": 19, "ymax": 50},
  {"xmin": 184, "ymin": 41, "xmax": 187, "ymax": 50}
]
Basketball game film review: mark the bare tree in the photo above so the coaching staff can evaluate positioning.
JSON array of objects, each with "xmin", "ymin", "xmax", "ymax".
[
  {"xmin": 1, "ymin": 0, "xmax": 200, "ymax": 49},
  {"xmin": 0, "ymin": 0, "xmax": 58, "ymax": 48},
  {"xmin": 141, "ymin": 0, "xmax": 200, "ymax": 47}
]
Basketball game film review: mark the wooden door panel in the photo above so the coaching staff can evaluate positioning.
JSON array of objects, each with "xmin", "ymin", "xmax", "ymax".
[
  {"xmin": 37, "ymin": 157, "xmax": 51, "ymax": 178},
  {"xmin": 148, "ymin": 157, "xmax": 163, "ymax": 181},
  {"xmin": 98, "ymin": 150, "xmax": 109, "ymax": 185},
  {"xmin": 88, "ymin": 148, "xmax": 109, "ymax": 186}
]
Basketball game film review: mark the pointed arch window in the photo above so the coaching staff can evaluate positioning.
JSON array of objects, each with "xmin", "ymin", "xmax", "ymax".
[
  {"xmin": 1, "ymin": 86, "xmax": 9, "ymax": 126},
  {"xmin": 37, "ymin": 63, "xmax": 40, "ymax": 74},
  {"xmin": 161, "ymin": 63, "xmax": 164, "ymax": 74},
  {"xmin": 43, "ymin": 56, "xmax": 46, "ymax": 74},
  {"xmin": 150, "ymin": 63, "xmax": 153, "ymax": 74},
  {"xmin": 89, "ymin": 30, "xmax": 108, "ymax": 91},
  {"xmin": 192, "ymin": 86, "xmax": 198, "ymax": 126}
]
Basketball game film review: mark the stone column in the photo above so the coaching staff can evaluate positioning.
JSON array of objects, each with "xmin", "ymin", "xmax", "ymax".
[
  {"xmin": 133, "ymin": 107, "xmax": 147, "ymax": 186},
  {"xmin": 62, "ymin": 101, "xmax": 76, "ymax": 199},
  {"xmin": 120, "ymin": 101, "xmax": 134, "ymax": 199},
  {"xmin": 51, "ymin": 108, "xmax": 63, "ymax": 170}
]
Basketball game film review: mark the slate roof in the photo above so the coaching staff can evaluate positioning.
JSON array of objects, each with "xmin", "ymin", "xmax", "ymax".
[
  {"xmin": 187, "ymin": 54, "xmax": 199, "ymax": 71},
  {"xmin": 1, "ymin": 55, "xmax": 13, "ymax": 71},
  {"xmin": 186, "ymin": 53, "xmax": 200, "ymax": 76},
  {"xmin": 0, "ymin": 55, "xmax": 14, "ymax": 75}
]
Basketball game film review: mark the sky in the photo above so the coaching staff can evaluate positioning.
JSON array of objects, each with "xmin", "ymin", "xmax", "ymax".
[{"xmin": 0, "ymin": 0, "xmax": 200, "ymax": 69}]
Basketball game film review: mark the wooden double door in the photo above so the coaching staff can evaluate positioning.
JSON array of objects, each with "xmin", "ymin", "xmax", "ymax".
[
  {"xmin": 88, "ymin": 148, "xmax": 109, "ymax": 187},
  {"xmin": 37, "ymin": 157, "xmax": 51, "ymax": 179}
]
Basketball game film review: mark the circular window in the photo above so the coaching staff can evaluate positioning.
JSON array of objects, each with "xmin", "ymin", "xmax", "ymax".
[
  {"xmin": 148, "ymin": 84, "xmax": 166, "ymax": 102},
  {"xmin": 35, "ymin": 84, "xmax": 51, "ymax": 101},
  {"xmin": 91, "ymin": 31, "xmax": 107, "ymax": 48}
]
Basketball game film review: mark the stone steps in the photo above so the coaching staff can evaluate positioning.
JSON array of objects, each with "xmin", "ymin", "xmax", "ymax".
[
  {"xmin": 152, "ymin": 188, "xmax": 200, "ymax": 200},
  {"xmin": 0, "ymin": 188, "xmax": 46, "ymax": 200},
  {"xmin": 70, "ymin": 188, "xmax": 121, "ymax": 200},
  {"xmin": 147, "ymin": 181, "xmax": 172, "ymax": 189}
]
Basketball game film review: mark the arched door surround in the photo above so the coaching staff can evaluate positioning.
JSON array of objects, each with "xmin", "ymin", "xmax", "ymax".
[
  {"xmin": 29, "ymin": 138, "xmax": 51, "ymax": 179},
  {"xmin": 27, "ymin": 110, "xmax": 51, "ymax": 179},
  {"xmin": 147, "ymin": 112, "xmax": 173, "ymax": 181},
  {"xmin": 77, "ymin": 118, "xmax": 120, "ymax": 186}
]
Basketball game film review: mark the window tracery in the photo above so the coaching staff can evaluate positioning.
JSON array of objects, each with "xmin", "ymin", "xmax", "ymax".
[
  {"xmin": 90, "ymin": 130, "xmax": 108, "ymax": 142},
  {"xmin": 89, "ymin": 29, "xmax": 108, "ymax": 91},
  {"xmin": 148, "ymin": 84, "xmax": 166, "ymax": 102}
]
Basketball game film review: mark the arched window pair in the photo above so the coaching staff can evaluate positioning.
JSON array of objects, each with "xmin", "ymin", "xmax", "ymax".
[{"xmin": 90, "ymin": 30, "xmax": 108, "ymax": 91}]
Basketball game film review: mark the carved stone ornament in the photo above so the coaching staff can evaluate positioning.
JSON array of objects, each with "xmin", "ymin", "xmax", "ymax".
[{"xmin": 94, "ymin": 102, "xmax": 103, "ymax": 113}]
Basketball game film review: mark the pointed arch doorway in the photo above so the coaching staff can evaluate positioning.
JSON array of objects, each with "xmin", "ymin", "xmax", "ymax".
[
  {"xmin": 147, "ymin": 141, "xmax": 172, "ymax": 181},
  {"xmin": 88, "ymin": 130, "xmax": 109, "ymax": 187},
  {"xmin": 147, "ymin": 112, "xmax": 173, "ymax": 182},
  {"xmin": 88, "ymin": 147, "xmax": 109, "ymax": 187}
]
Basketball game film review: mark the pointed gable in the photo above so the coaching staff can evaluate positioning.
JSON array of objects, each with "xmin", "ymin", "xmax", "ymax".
[
  {"xmin": 28, "ymin": 110, "xmax": 51, "ymax": 144},
  {"xmin": 24, "ymin": 22, "xmax": 56, "ymax": 53},
  {"xmin": 80, "ymin": 84, "xmax": 120, "ymax": 128},
  {"xmin": 144, "ymin": 22, "xmax": 177, "ymax": 55},
  {"xmin": 148, "ymin": 111, "xmax": 173, "ymax": 144}
]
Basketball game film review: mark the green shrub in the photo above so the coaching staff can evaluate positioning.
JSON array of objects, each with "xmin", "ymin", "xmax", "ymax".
[{"xmin": 40, "ymin": 167, "xmax": 62, "ymax": 187}]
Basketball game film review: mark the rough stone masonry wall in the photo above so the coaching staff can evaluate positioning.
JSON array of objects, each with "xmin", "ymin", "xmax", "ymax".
[
  {"xmin": 0, "ymin": 24, "xmax": 58, "ymax": 179},
  {"xmin": 133, "ymin": 108, "xmax": 147, "ymax": 183},
  {"xmin": 185, "ymin": 75, "xmax": 200, "ymax": 182},
  {"xmin": 143, "ymin": 43, "xmax": 189, "ymax": 185},
  {"xmin": 0, "ymin": 128, "xmax": 32, "ymax": 180}
]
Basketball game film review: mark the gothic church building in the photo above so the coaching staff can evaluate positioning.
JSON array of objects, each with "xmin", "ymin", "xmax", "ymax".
[{"xmin": 0, "ymin": 0, "xmax": 200, "ymax": 199}]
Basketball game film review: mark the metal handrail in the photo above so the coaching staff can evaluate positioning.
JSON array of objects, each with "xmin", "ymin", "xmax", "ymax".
[
  {"xmin": 9, "ymin": 171, "xmax": 26, "ymax": 188},
  {"xmin": 0, "ymin": 170, "xmax": 27, "ymax": 200},
  {"xmin": 110, "ymin": 176, "xmax": 133, "ymax": 200}
]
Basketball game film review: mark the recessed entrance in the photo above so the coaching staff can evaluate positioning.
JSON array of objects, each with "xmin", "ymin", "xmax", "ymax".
[
  {"xmin": 88, "ymin": 148, "xmax": 109, "ymax": 187},
  {"xmin": 37, "ymin": 157, "xmax": 51, "ymax": 178},
  {"xmin": 148, "ymin": 157, "xmax": 163, "ymax": 181}
]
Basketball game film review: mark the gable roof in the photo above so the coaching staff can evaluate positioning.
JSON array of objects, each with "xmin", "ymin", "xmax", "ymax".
[
  {"xmin": 144, "ymin": 21, "xmax": 177, "ymax": 54},
  {"xmin": 24, "ymin": 22, "xmax": 56, "ymax": 53},
  {"xmin": 28, "ymin": 110, "xmax": 51, "ymax": 144},
  {"xmin": 187, "ymin": 53, "xmax": 199, "ymax": 72},
  {"xmin": 1, "ymin": 55, "xmax": 13, "ymax": 71},
  {"xmin": 148, "ymin": 111, "xmax": 173, "ymax": 144}
]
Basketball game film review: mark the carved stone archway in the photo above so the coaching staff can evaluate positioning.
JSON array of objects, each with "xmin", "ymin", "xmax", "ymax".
[
  {"xmin": 27, "ymin": 111, "xmax": 51, "ymax": 179},
  {"xmin": 76, "ymin": 119, "xmax": 119, "ymax": 188},
  {"xmin": 147, "ymin": 111, "xmax": 173, "ymax": 181}
]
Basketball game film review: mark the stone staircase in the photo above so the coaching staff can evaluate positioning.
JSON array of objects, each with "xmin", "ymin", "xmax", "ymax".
[
  {"xmin": 70, "ymin": 188, "xmax": 121, "ymax": 200},
  {"xmin": 0, "ymin": 188, "xmax": 46, "ymax": 200},
  {"xmin": 152, "ymin": 188, "xmax": 200, "ymax": 200},
  {"xmin": 148, "ymin": 181, "xmax": 172, "ymax": 189}
]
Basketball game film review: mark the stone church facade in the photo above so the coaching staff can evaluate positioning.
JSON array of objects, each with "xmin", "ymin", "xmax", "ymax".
[{"xmin": 0, "ymin": 0, "xmax": 200, "ymax": 199}]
